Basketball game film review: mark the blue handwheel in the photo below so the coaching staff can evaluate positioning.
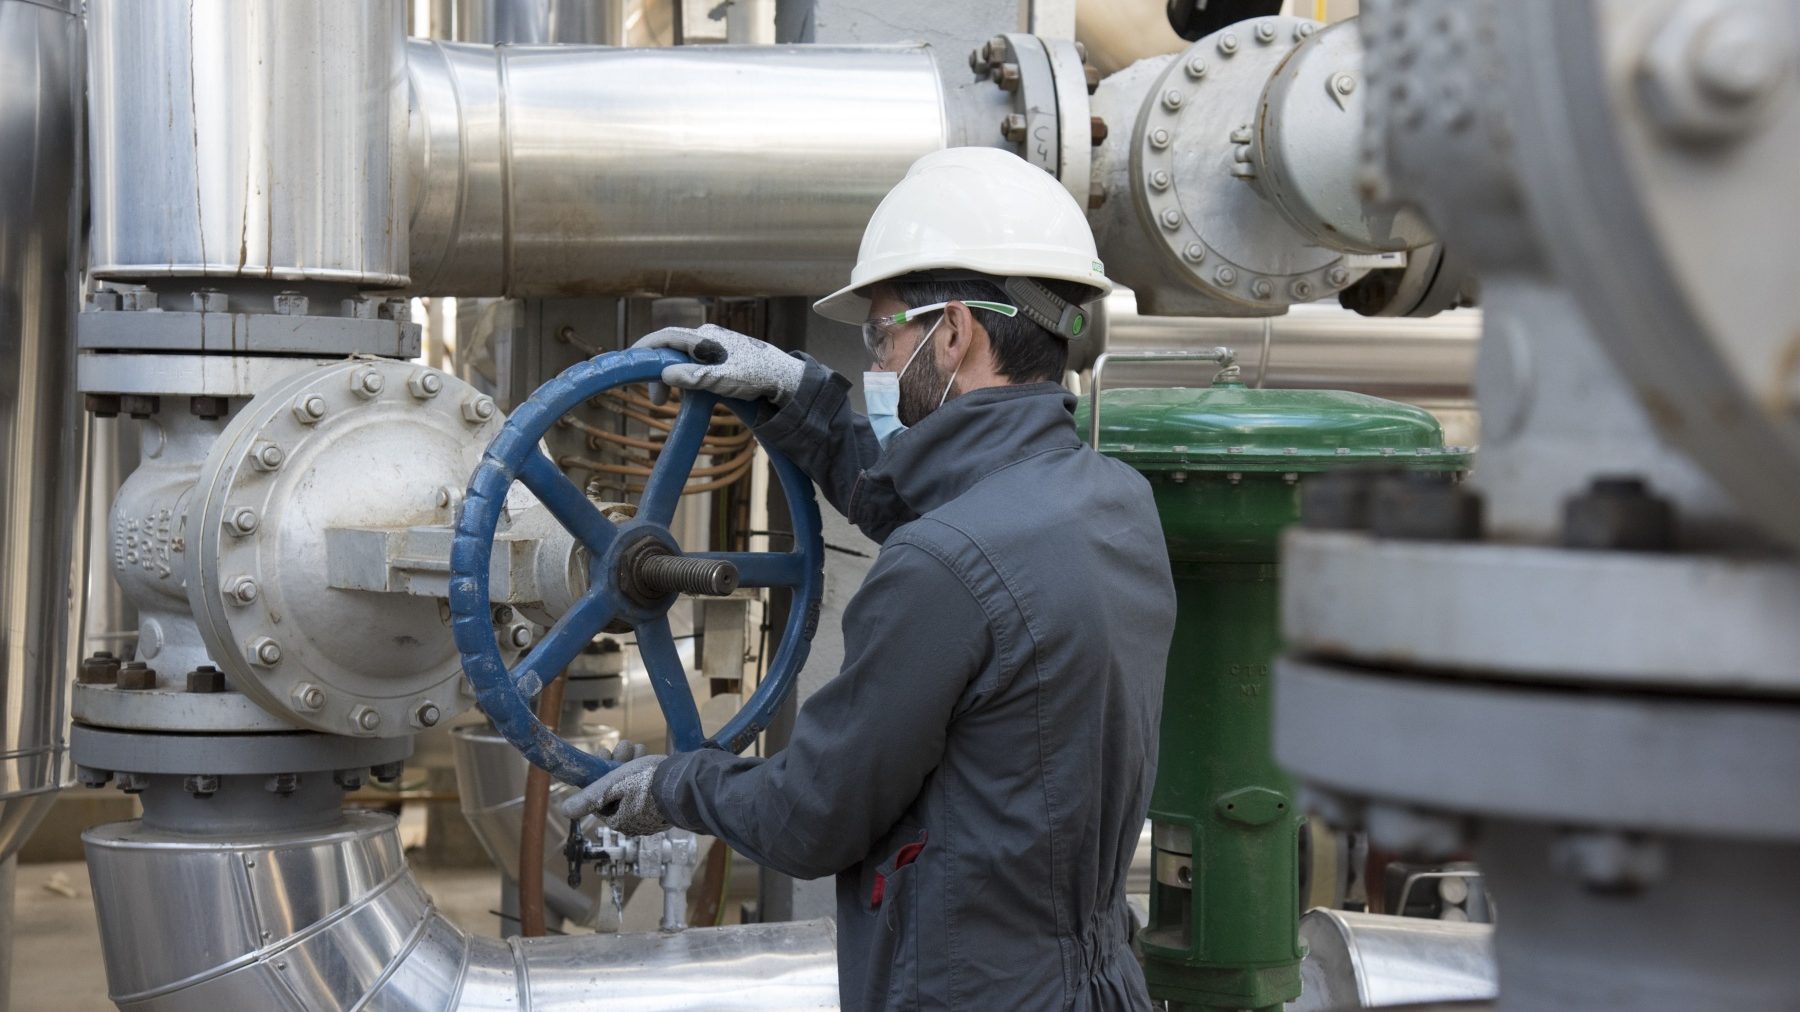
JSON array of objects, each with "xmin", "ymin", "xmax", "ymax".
[{"xmin": 449, "ymin": 348, "xmax": 825, "ymax": 787}]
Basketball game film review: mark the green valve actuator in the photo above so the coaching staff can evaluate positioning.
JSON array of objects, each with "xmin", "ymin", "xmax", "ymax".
[{"xmin": 1080, "ymin": 369, "xmax": 1469, "ymax": 1011}]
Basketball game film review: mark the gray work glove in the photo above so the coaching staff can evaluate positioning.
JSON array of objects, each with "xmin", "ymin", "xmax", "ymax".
[
  {"xmin": 560, "ymin": 738, "xmax": 672, "ymax": 837},
  {"xmin": 633, "ymin": 324, "xmax": 804, "ymax": 407}
]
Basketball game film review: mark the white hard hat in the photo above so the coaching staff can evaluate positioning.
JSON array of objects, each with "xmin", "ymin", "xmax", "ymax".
[{"xmin": 813, "ymin": 147, "xmax": 1114, "ymax": 334}]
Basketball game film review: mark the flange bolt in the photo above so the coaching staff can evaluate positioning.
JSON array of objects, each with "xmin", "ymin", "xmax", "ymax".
[
  {"xmin": 350, "ymin": 705, "xmax": 382, "ymax": 732},
  {"xmin": 352, "ymin": 369, "xmax": 385, "ymax": 398},
  {"xmin": 293, "ymin": 394, "xmax": 328, "ymax": 425},
  {"xmin": 250, "ymin": 636, "xmax": 282, "ymax": 666},
  {"xmin": 413, "ymin": 702, "xmax": 442, "ymax": 728},
  {"xmin": 409, "ymin": 370, "xmax": 444, "ymax": 399},
  {"xmin": 251, "ymin": 442, "xmax": 285, "ymax": 472},
  {"xmin": 227, "ymin": 507, "xmax": 260, "ymax": 536},
  {"xmin": 291, "ymin": 682, "xmax": 325, "ymax": 711},
  {"xmin": 463, "ymin": 395, "xmax": 497, "ymax": 424},
  {"xmin": 78, "ymin": 652, "xmax": 121, "ymax": 686},
  {"xmin": 228, "ymin": 576, "xmax": 260, "ymax": 605}
]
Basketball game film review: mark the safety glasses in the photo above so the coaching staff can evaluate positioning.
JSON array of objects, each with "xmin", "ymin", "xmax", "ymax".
[{"xmin": 861, "ymin": 300, "xmax": 1019, "ymax": 363}]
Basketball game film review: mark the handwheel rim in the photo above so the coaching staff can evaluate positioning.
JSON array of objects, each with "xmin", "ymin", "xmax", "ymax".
[{"xmin": 449, "ymin": 348, "xmax": 826, "ymax": 787}]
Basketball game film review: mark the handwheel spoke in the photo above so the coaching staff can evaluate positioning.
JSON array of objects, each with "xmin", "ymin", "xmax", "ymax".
[
  {"xmin": 520, "ymin": 450, "xmax": 618, "ymax": 557},
  {"xmin": 689, "ymin": 551, "xmax": 806, "ymax": 588},
  {"xmin": 508, "ymin": 586, "xmax": 614, "ymax": 697},
  {"xmin": 638, "ymin": 393, "xmax": 717, "ymax": 526},
  {"xmin": 635, "ymin": 616, "xmax": 705, "ymax": 752}
]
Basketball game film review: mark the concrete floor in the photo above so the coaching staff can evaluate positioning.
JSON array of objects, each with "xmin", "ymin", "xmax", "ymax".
[{"xmin": 7, "ymin": 858, "xmax": 506, "ymax": 1011}]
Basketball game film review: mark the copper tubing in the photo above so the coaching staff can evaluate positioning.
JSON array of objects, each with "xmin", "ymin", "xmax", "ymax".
[{"xmin": 517, "ymin": 671, "xmax": 570, "ymax": 938}]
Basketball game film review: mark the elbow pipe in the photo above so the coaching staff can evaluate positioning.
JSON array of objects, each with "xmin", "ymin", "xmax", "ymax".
[{"xmin": 82, "ymin": 812, "xmax": 838, "ymax": 1010}]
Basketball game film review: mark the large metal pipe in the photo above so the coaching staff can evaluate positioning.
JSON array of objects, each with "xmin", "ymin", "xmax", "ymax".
[
  {"xmin": 83, "ymin": 812, "xmax": 838, "ymax": 1009},
  {"xmin": 1293, "ymin": 908, "xmax": 1497, "ymax": 1010},
  {"xmin": 404, "ymin": 40, "xmax": 949, "ymax": 296},
  {"xmin": 0, "ymin": 0, "xmax": 86, "ymax": 862},
  {"xmin": 1099, "ymin": 292, "xmax": 1479, "ymax": 404},
  {"xmin": 87, "ymin": 0, "xmax": 409, "ymax": 288}
]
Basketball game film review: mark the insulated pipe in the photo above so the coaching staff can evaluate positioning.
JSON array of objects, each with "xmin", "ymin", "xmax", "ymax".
[
  {"xmin": 405, "ymin": 40, "xmax": 951, "ymax": 297},
  {"xmin": 1098, "ymin": 292, "xmax": 1478, "ymax": 404},
  {"xmin": 83, "ymin": 812, "xmax": 838, "ymax": 1009},
  {"xmin": 0, "ymin": 0, "xmax": 86, "ymax": 866}
]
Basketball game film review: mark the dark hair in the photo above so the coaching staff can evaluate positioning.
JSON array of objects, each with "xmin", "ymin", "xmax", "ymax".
[{"xmin": 887, "ymin": 274, "xmax": 1092, "ymax": 384}]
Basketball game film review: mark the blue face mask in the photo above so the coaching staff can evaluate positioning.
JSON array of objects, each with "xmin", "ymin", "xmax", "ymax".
[{"xmin": 863, "ymin": 316, "xmax": 951, "ymax": 450}]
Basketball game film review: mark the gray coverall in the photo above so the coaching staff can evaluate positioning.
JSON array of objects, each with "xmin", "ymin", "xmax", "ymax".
[{"xmin": 651, "ymin": 357, "xmax": 1176, "ymax": 1010}]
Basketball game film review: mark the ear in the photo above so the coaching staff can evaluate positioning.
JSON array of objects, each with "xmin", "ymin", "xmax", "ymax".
[{"xmin": 937, "ymin": 300, "xmax": 982, "ymax": 374}]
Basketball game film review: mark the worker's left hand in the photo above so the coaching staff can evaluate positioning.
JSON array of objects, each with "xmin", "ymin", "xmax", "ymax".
[
  {"xmin": 632, "ymin": 324, "xmax": 804, "ymax": 407},
  {"xmin": 560, "ymin": 738, "xmax": 672, "ymax": 837}
]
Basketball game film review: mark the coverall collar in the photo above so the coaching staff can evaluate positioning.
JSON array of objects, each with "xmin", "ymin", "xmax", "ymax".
[{"xmin": 858, "ymin": 382, "xmax": 1081, "ymax": 522}]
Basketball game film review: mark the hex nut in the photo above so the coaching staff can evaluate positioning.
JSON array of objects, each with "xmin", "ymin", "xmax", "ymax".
[
  {"xmin": 250, "ymin": 442, "xmax": 285, "ymax": 472},
  {"xmin": 186, "ymin": 665, "xmax": 228, "ymax": 693},
  {"xmin": 350, "ymin": 705, "xmax": 382, "ymax": 732},
  {"xmin": 292, "ymin": 394, "xmax": 328, "ymax": 425},
  {"xmin": 407, "ymin": 370, "xmax": 443, "ymax": 400},
  {"xmin": 291, "ymin": 682, "xmax": 326, "ymax": 711},
  {"xmin": 1327, "ymin": 266, "xmax": 1352, "ymax": 287},
  {"xmin": 1000, "ymin": 113, "xmax": 1028, "ymax": 143},
  {"xmin": 1159, "ymin": 208, "xmax": 1183, "ymax": 230},
  {"xmin": 1561, "ymin": 476, "xmax": 1676, "ymax": 551},
  {"xmin": 192, "ymin": 290, "xmax": 227, "ymax": 313},
  {"xmin": 1215, "ymin": 266, "xmax": 1238, "ymax": 286},
  {"xmin": 227, "ymin": 507, "xmax": 260, "ymax": 536},
  {"xmin": 76, "ymin": 766, "xmax": 113, "ymax": 789},
  {"xmin": 272, "ymin": 292, "xmax": 309, "ymax": 315},
  {"xmin": 116, "ymin": 661, "xmax": 157, "ymax": 691},
  {"xmin": 265, "ymin": 772, "xmax": 299, "ymax": 796},
  {"xmin": 1218, "ymin": 33, "xmax": 1239, "ymax": 55},
  {"xmin": 1638, "ymin": 2, "xmax": 1792, "ymax": 143},
  {"xmin": 352, "ymin": 369, "xmax": 385, "ymax": 398},
  {"xmin": 462, "ymin": 396, "xmax": 497, "ymax": 424},
  {"xmin": 507, "ymin": 623, "xmax": 535, "ymax": 650},
  {"xmin": 1370, "ymin": 472, "xmax": 1484, "ymax": 541},
  {"xmin": 249, "ymin": 637, "xmax": 283, "ymax": 666},
  {"xmin": 413, "ymin": 702, "xmax": 442, "ymax": 729},
  {"xmin": 333, "ymin": 769, "xmax": 366, "ymax": 791},
  {"xmin": 190, "ymin": 395, "xmax": 229, "ymax": 420},
  {"xmin": 120, "ymin": 394, "xmax": 160, "ymax": 420},
  {"xmin": 227, "ymin": 576, "xmax": 260, "ymax": 605},
  {"xmin": 370, "ymin": 760, "xmax": 405, "ymax": 783},
  {"xmin": 184, "ymin": 774, "xmax": 221, "ymax": 798},
  {"xmin": 1149, "ymin": 169, "xmax": 1172, "ymax": 191},
  {"xmin": 1251, "ymin": 278, "xmax": 1275, "ymax": 299},
  {"xmin": 78, "ymin": 652, "xmax": 121, "ymax": 686},
  {"xmin": 117, "ymin": 772, "xmax": 149, "ymax": 795},
  {"xmin": 1185, "ymin": 55, "xmax": 1208, "ymax": 79}
]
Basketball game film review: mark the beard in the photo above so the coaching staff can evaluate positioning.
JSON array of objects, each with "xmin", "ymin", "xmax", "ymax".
[{"xmin": 898, "ymin": 338, "xmax": 953, "ymax": 426}]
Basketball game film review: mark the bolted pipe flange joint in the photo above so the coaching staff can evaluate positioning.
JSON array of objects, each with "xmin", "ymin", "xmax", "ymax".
[
  {"xmin": 290, "ymin": 682, "xmax": 325, "ymax": 711},
  {"xmin": 1364, "ymin": 803, "xmax": 1469, "ymax": 860},
  {"xmin": 183, "ymin": 774, "xmax": 220, "ymax": 799},
  {"xmin": 1638, "ymin": 0, "xmax": 1794, "ymax": 144},
  {"xmin": 1370, "ymin": 472, "xmax": 1483, "ymax": 542},
  {"xmin": 1561, "ymin": 476, "xmax": 1677, "ymax": 551},
  {"xmin": 1550, "ymin": 830, "xmax": 1668, "ymax": 896},
  {"xmin": 348, "ymin": 705, "xmax": 382, "ymax": 733}
]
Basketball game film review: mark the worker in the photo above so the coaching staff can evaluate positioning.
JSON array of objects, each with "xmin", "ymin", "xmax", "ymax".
[{"xmin": 564, "ymin": 147, "xmax": 1176, "ymax": 1010}]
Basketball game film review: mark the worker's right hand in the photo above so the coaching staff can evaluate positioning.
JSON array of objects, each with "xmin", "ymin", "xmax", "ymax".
[
  {"xmin": 560, "ymin": 738, "xmax": 672, "ymax": 838},
  {"xmin": 633, "ymin": 324, "xmax": 804, "ymax": 407}
]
